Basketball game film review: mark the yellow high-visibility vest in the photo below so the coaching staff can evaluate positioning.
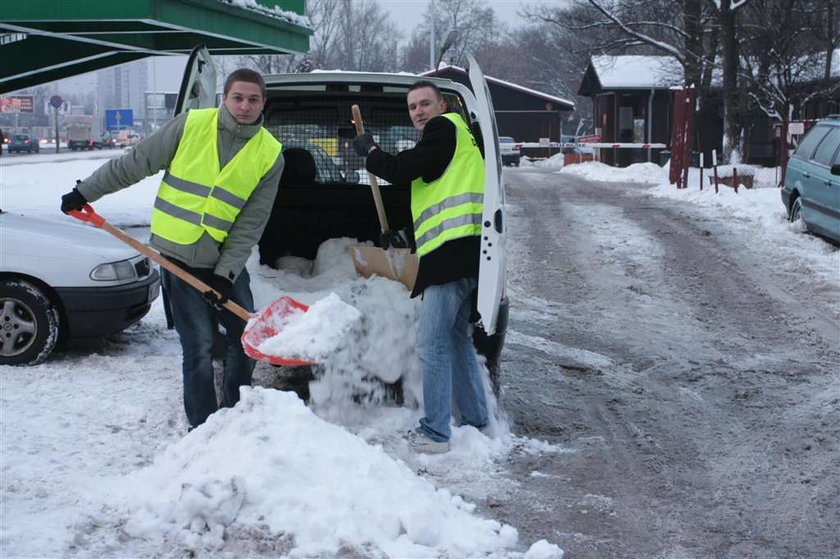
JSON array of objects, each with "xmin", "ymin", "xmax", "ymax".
[
  {"xmin": 151, "ymin": 108, "xmax": 281, "ymax": 244},
  {"xmin": 411, "ymin": 112, "xmax": 484, "ymax": 257}
]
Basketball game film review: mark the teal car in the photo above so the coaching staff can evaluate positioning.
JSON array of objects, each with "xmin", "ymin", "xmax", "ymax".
[
  {"xmin": 781, "ymin": 116, "xmax": 840, "ymax": 243},
  {"xmin": 8, "ymin": 133, "xmax": 40, "ymax": 154}
]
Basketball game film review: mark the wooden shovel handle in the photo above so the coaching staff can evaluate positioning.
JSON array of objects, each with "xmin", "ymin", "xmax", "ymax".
[
  {"xmin": 351, "ymin": 104, "xmax": 390, "ymax": 233},
  {"xmin": 69, "ymin": 204, "xmax": 252, "ymax": 321}
]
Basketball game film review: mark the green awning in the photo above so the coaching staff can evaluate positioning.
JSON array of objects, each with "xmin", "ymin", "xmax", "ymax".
[{"xmin": 0, "ymin": 0, "xmax": 311, "ymax": 94}]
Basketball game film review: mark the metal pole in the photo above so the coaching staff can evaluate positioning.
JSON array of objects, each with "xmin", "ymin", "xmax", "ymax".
[
  {"xmin": 54, "ymin": 107, "xmax": 60, "ymax": 154},
  {"xmin": 429, "ymin": 17, "xmax": 436, "ymax": 71}
]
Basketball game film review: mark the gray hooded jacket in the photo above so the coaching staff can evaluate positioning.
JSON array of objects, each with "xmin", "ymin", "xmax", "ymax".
[{"xmin": 76, "ymin": 105, "xmax": 284, "ymax": 282}]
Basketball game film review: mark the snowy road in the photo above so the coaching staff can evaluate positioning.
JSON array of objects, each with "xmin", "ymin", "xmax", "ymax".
[
  {"xmin": 494, "ymin": 166, "xmax": 839, "ymax": 557},
  {"xmin": 2, "ymin": 151, "xmax": 838, "ymax": 557}
]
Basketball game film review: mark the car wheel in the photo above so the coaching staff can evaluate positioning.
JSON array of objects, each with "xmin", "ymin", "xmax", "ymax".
[
  {"xmin": 789, "ymin": 196, "xmax": 807, "ymax": 233},
  {"xmin": 0, "ymin": 281, "xmax": 60, "ymax": 366}
]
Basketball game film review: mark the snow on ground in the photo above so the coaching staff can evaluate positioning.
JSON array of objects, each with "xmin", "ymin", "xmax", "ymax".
[
  {"xmin": 559, "ymin": 161, "xmax": 839, "ymax": 316},
  {"xmin": 0, "ymin": 152, "xmax": 562, "ymax": 558},
  {"xmin": 2, "ymin": 150, "xmax": 837, "ymax": 558}
]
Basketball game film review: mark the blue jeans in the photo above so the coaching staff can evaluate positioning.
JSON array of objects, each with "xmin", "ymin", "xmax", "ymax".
[
  {"xmin": 160, "ymin": 265, "xmax": 255, "ymax": 428},
  {"xmin": 417, "ymin": 277, "xmax": 488, "ymax": 442}
]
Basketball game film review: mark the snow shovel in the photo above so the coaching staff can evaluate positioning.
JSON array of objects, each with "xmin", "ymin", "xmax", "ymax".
[
  {"xmin": 67, "ymin": 204, "xmax": 314, "ymax": 366},
  {"xmin": 349, "ymin": 104, "xmax": 418, "ymax": 291}
]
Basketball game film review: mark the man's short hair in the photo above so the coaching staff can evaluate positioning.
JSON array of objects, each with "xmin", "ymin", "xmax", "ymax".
[
  {"xmin": 408, "ymin": 80, "xmax": 443, "ymax": 101},
  {"xmin": 224, "ymin": 68, "xmax": 266, "ymax": 99}
]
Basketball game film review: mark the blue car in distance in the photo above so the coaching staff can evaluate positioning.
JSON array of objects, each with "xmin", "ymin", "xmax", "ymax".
[
  {"xmin": 8, "ymin": 133, "xmax": 40, "ymax": 154},
  {"xmin": 781, "ymin": 116, "xmax": 840, "ymax": 243}
]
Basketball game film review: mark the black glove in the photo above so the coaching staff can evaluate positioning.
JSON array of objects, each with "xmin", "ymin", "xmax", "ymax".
[
  {"xmin": 352, "ymin": 133, "xmax": 377, "ymax": 157},
  {"xmin": 379, "ymin": 229, "xmax": 409, "ymax": 250},
  {"xmin": 203, "ymin": 275, "xmax": 232, "ymax": 311},
  {"xmin": 60, "ymin": 187, "xmax": 87, "ymax": 214}
]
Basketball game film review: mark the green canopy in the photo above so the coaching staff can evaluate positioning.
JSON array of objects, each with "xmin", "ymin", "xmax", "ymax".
[{"xmin": 0, "ymin": 0, "xmax": 311, "ymax": 94}]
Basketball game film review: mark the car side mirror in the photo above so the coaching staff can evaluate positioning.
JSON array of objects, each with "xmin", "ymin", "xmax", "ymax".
[{"xmin": 831, "ymin": 164, "xmax": 840, "ymax": 176}]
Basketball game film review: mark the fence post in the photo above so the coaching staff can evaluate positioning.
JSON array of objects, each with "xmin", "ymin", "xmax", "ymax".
[
  {"xmin": 733, "ymin": 166, "xmax": 739, "ymax": 194},
  {"xmin": 699, "ymin": 153, "xmax": 704, "ymax": 190},
  {"xmin": 712, "ymin": 149, "xmax": 719, "ymax": 194}
]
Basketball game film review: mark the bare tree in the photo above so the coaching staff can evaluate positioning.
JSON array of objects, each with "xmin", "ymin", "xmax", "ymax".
[
  {"xmin": 401, "ymin": 0, "xmax": 505, "ymax": 71},
  {"xmin": 234, "ymin": 0, "xmax": 401, "ymax": 73}
]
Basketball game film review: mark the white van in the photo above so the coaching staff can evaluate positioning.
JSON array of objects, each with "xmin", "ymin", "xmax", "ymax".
[{"xmin": 176, "ymin": 47, "xmax": 508, "ymax": 389}]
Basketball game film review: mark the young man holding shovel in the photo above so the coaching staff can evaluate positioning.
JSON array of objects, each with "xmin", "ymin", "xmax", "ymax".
[
  {"xmin": 60, "ymin": 69, "xmax": 284, "ymax": 429},
  {"xmin": 352, "ymin": 80, "xmax": 488, "ymax": 453}
]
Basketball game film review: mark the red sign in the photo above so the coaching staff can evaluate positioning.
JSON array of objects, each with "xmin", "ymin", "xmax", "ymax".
[
  {"xmin": 577, "ymin": 134, "xmax": 601, "ymax": 143},
  {"xmin": 0, "ymin": 95, "xmax": 34, "ymax": 113}
]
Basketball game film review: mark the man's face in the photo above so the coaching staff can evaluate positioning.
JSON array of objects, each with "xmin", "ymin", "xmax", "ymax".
[
  {"xmin": 223, "ymin": 81, "xmax": 265, "ymax": 124},
  {"xmin": 407, "ymin": 87, "xmax": 446, "ymax": 131}
]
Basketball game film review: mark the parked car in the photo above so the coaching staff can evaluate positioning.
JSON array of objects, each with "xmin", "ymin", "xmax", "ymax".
[
  {"xmin": 499, "ymin": 136, "xmax": 521, "ymax": 166},
  {"xmin": 0, "ymin": 211, "xmax": 160, "ymax": 365},
  {"xmin": 781, "ymin": 115, "xmax": 840, "ymax": 243},
  {"xmin": 115, "ymin": 132, "xmax": 142, "ymax": 148},
  {"xmin": 8, "ymin": 134, "xmax": 40, "ymax": 154},
  {"xmin": 176, "ymin": 46, "xmax": 508, "ymax": 389}
]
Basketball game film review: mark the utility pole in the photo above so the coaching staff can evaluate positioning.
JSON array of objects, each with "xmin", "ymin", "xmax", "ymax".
[{"xmin": 429, "ymin": 16, "xmax": 436, "ymax": 71}]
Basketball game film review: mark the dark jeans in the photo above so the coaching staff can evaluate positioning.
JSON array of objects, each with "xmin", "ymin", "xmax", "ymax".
[{"xmin": 160, "ymin": 264, "xmax": 255, "ymax": 428}]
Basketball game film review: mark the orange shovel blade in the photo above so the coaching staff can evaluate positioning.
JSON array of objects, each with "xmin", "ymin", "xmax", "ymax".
[{"xmin": 241, "ymin": 296, "xmax": 315, "ymax": 366}]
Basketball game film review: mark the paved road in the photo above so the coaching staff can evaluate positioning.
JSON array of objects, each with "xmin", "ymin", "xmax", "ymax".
[{"xmin": 487, "ymin": 167, "xmax": 839, "ymax": 558}]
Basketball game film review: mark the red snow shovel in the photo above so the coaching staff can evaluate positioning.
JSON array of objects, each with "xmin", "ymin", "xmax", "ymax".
[{"xmin": 68, "ymin": 204, "xmax": 314, "ymax": 366}]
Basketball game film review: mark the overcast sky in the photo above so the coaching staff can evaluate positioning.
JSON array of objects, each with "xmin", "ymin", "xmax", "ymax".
[{"xmin": 379, "ymin": 0, "xmax": 530, "ymax": 37}]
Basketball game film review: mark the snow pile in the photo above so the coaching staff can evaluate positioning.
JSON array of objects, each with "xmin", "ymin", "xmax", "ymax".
[
  {"xmin": 530, "ymin": 152, "xmax": 565, "ymax": 168},
  {"xmin": 249, "ymin": 238, "xmax": 425, "ymax": 407},
  {"xmin": 82, "ymin": 387, "xmax": 521, "ymax": 558},
  {"xmin": 561, "ymin": 161, "xmax": 666, "ymax": 183},
  {"xmin": 254, "ymin": 292, "xmax": 362, "ymax": 361}
]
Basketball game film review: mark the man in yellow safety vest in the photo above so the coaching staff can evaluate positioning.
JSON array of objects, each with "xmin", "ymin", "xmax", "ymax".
[
  {"xmin": 353, "ymin": 80, "xmax": 488, "ymax": 454},
  {"xmin": 61, "ymin": 69, "xmax": 284, "ymax": 430}
]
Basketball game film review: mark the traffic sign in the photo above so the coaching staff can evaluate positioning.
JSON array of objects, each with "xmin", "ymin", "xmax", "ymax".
[
  {"xmin": 105, "ymin": 108, "xmax": 134, "ymax": 130},
  {"xmin": 49, "ymin": 95, "xmax": 64, "ymax": 109}
]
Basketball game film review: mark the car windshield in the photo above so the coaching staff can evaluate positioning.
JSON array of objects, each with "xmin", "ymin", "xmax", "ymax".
[
  {"xmin": 499, "ymin": 137, "xmax": 513, "ymax": 143},
  {"xmin": 12, "ymin": 135, "xmax": 28, "ymax": 141}
]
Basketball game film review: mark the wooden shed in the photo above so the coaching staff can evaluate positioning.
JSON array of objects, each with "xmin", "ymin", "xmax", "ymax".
[{"xmin": 578, "ymin": 55, "xmax": 680, "ymax": 167}]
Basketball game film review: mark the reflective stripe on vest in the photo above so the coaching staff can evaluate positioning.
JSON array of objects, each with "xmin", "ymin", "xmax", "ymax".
[
  {"xmin": 411, "ymin": 113, "xmax": 485, "ymax": 257},
  {"xmin": 151, "ymin": 108, "xmax": 282, "ymax": 244}
]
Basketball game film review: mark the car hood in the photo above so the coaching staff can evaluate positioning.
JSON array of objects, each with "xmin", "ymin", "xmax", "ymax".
[{"xmin": 0, "ymin": 212, "xmax": 140, "ymax": 261}]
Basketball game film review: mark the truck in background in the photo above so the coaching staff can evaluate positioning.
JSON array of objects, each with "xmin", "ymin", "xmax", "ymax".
[{"xmin": 65, "ymin": 114, "xmax": 95, "ymax": 150}]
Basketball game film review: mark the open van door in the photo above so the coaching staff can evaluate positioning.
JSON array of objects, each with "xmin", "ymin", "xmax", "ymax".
[
  {"xmin": 174, "ymin": 45, "xmax": 217, "ymax": 116},
  {"xmin": 466, "ymin": 54, "xmax": 506, "ymax": 336}
]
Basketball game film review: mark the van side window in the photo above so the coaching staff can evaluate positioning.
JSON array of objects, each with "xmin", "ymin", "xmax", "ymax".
[
  {"xmin": 793, "ymin": 125, "xmax": 829, "ymax": 160},
  {"xmin": 811, "ymin": 127, "xmax": 840, "ymax": 167}
]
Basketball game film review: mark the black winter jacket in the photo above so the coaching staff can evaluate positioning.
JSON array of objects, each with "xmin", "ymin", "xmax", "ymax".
[{"xmin": 365, "ymin": 114, "xmax": 480, "ymax": 298}]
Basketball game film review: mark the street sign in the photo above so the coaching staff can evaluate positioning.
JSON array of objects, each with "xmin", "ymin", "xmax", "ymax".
[
  {"xmin": 49, "ymin": 95, "xmax": 64, "ymax": 109},
  {"xmin": 105, "ymin": 108, "xmax": 134, "ymax": 130},
  {"xmin": 788, "ymin": 121, "xmax": 806, "ymax": 135},
  {"xmin": 0, "ymin": 95, "xmax": 34, "ymax": 113}
]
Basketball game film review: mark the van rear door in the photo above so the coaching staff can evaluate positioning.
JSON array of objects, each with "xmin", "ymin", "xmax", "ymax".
[
  {"xmin": 174, "ymin": 45, "xmax": 217, "ymax": 115},
  {"xmin": 466, "ymin": 54, "xmax": 506, "ymax": 336}
]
